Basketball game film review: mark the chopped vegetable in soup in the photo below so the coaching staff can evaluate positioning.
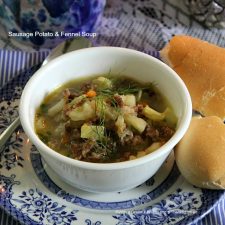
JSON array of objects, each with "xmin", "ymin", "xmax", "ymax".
[{"xmin": 35, "ymin": 75, "xmax": 177, "ymax": 163}]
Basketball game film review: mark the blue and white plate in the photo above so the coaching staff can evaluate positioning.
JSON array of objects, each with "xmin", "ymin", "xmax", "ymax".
[{"xmin": 0, "ymin": 66, "xmax": 224, "ymax": 225}]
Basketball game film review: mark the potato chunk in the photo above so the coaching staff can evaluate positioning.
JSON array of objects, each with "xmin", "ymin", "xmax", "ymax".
[
  {"xmin": 68, "ymin": 102, "xmax": 95, "ymax": 121},
  {"xmin": 81, "ymin": 123, "xmax": 105, "ymax": 140},
  {"xmin": 120, "ymin": 94, "xmax": 136, "ymax": 107},
  {"xmin": 115, "ymin": 115, "xmax": 126, "ymax": 136},
  {"xmin": 124, "ymin": 114, "xmax": 147, "ymax": 133},
  {"xmin": 93, "ymin": 76, "xmax": 112, "ymax": 89}
]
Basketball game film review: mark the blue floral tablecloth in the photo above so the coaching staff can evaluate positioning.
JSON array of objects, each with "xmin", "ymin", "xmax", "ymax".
[{"xmin": 0, "ymin": 0, "xmax": 225, "ymax": 224}]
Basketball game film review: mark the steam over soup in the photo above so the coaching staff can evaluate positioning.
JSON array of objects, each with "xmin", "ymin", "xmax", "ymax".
[{"xmin": 35, "ymin": 76, "xmax": 177, "ymax": 163}]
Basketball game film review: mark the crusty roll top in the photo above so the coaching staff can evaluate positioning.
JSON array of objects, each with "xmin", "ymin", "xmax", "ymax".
[
  {"xmin": 175, "ymin": 116, "xmax": 225, "ymax": 189},
  {"xmin": 160, "ymin": 35, "xmax": 225, "ymax": 120}
]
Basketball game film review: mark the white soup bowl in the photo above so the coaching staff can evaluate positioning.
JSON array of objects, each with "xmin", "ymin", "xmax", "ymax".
[{"xmin": 19, "ymin": 47, "xmax": 192, "ymax": 192}]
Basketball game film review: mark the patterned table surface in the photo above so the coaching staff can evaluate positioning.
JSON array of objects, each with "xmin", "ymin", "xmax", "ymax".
[{"xmin": 0, "ymin": 0, "xmax": 225, "ymax": 224}]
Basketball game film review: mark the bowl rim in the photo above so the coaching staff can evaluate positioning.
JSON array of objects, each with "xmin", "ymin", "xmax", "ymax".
[{"xmin": 19, "ymin": 46, "xmax": 192, "ymax": 171}]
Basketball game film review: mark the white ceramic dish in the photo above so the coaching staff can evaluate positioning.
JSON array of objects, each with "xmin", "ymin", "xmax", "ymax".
[{"xmin": 19, "ymin": 47, "xmax": 192, "ymax": 192}]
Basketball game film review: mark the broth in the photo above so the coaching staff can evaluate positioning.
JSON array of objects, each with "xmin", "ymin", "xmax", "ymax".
[{"xmin": 35, "ymin": 75, "xmax": 177, "ymax": 163}]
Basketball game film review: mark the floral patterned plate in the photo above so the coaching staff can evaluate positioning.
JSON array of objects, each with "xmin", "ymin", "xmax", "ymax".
[{"xmin": 0, "ymin": 66, "xmax": 224, "ymax": 225}]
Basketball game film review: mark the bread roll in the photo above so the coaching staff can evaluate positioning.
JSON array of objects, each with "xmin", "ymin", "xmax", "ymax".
[
  {"xmin": 160, "ymin": 35, "xmax": 225, "ymax": 120},
  {"xmin": 175, "ymin": 116, "xmax": 225, "ymax": 189}
]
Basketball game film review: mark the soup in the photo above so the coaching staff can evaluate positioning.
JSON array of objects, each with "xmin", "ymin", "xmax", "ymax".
[{"xmin": 35, "ymin": 75, "xmax": 177, "ymax": 163}]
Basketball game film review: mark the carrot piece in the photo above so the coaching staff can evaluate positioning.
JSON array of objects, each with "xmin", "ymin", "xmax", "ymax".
[{"xmin": 86, "ymin": 90, "xmax": 97, "ymax": 98}]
